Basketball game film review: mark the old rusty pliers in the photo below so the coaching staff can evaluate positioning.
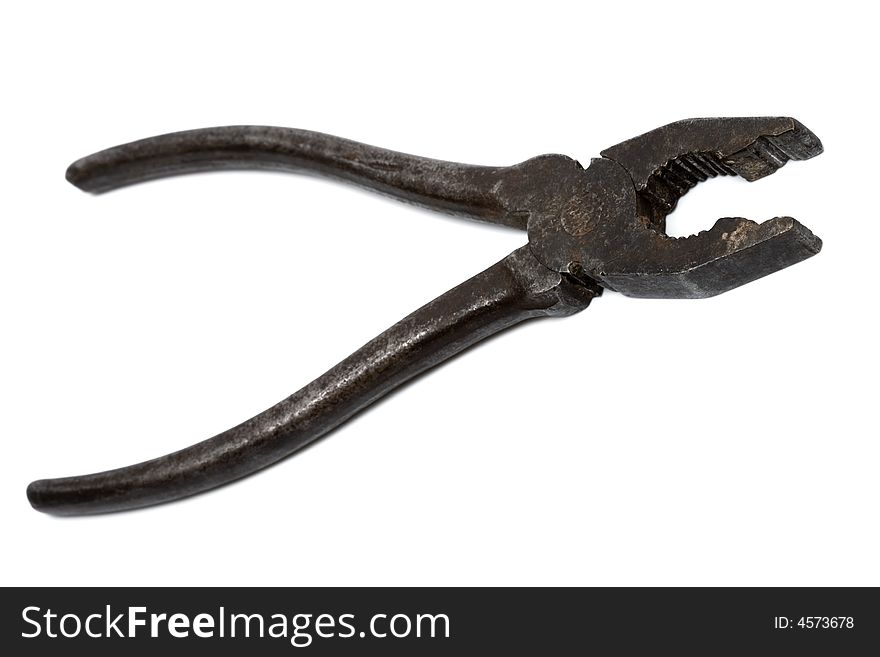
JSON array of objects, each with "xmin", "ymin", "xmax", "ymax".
[{"xmin": 28, "ymin": 117, "xmax": 823, "ymax": 514}]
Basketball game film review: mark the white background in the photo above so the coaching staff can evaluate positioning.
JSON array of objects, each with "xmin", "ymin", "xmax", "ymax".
[{"xmin": 1, "ymin": 1, "xmax": 877, "ymax": 586}]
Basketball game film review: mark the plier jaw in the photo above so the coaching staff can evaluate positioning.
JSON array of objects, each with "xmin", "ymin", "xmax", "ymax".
[{"xmin": 527, "ymin": 117, "xmax": 823, "ymax": 298}]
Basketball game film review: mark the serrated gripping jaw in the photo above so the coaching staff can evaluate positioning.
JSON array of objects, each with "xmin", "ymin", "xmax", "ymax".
[{"xmin": 526, "ymin": 117, "xmax": 823, "ymax": 299}]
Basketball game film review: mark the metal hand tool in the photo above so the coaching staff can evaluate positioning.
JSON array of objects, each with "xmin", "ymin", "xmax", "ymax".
[{"xmin": 27, "ymin": 117, "xmax": 823, "ymax": 515}]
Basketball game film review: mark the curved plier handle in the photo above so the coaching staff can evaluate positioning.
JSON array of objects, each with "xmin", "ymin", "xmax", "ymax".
[{"xmin": 29, "ymin": 127, "xmax": 598, "ymax": 514}]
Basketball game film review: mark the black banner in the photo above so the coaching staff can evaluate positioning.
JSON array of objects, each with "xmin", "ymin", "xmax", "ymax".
[{"xmin": 2, "ymin": 587, "xmax": 877, "ymax": 654}]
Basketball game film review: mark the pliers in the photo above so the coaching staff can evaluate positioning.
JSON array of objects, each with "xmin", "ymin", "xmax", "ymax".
[{"xmin": 27, "ymin": 117, "xmax": 823, "ymax": 514}]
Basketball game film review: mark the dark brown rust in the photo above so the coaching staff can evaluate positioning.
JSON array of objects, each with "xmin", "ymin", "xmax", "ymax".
[{"xmin": 28, "ymin": 118, "xmax": 822, "ymax": 514}]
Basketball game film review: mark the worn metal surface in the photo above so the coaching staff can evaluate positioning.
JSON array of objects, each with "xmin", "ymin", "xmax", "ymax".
[{"xmin": 28, "ymin": 118, "xmax": 823, "ymax": 514}]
